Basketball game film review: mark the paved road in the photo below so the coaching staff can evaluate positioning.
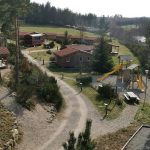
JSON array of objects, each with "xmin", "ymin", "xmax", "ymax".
[{"xmin": 21, "ymin": 50, "xmax": 139, "ymax": 150}]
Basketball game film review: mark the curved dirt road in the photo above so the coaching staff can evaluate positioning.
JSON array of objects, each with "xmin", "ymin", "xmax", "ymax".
[{"xmin": 20, "ymin": 50, "xmax": 138, "ymax": 150}]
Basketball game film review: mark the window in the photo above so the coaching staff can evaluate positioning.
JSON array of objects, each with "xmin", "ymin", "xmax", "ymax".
[
  {"xmin": 87, "ymin": 57, "xmax": 90, "ymax": 61},
  {"xmin": 80, "ymin": 57, "xmax": 83, "ymax": 61},
  {"xmin": 66, "ymin": 57, "xmax": 70, "ymax": 62}
]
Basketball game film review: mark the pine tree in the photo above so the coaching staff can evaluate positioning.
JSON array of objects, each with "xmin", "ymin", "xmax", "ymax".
[
  {"xmin": 92, "ymin": 37, "xmax": 114, "ymax": 73},
  {"xmin": 0, "ymin": 0, "xmax": 30, "ymax": 85},
  {"xmin": 63, "ymin": 120, "xmax": 95, "ymax": 150},
  {"xmin": 63, "ymin": 132, "xmax": 76, "ymax": 150},
  {"xmin": 76, "ymin": 119, "xmax": 95, "ymax": 150}
]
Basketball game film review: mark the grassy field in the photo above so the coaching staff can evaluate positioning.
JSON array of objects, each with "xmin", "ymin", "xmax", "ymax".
[
  {"xmin": 64, "ymin": 79, "xmax": 125, "ymax": 120},
  {"xmin": 121, "ymin": 25, "xmax": 139, "ymax": 31},
  {"xmin": 111, "ymin": 39, "xmax": 139, "ymax": 65},
  {"xmin": 0, "ymin": 103, "xmax": 15, "ymax": 147},
  {"xmin": 20, "ymin": 25, "xmax": 97, "ymax": 37}
]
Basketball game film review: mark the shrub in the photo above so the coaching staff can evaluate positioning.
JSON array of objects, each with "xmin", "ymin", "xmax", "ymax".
[
  {"xmin": 76, "ymin": 75, "xmax": 92, "ymax": 86},
  {"xmin": 97, "ymin": 84, "xmax": 117, "ymax": 99},
  {"xmin": 37, "ymin": 76, "xmax": 63, "ymax": 111},
  {"xmin": 16, "ymin": 84, "xmax": 35, "ymax": 110},
  {"xmin": 46, "ymin": 50, "xmax": 52, "ymax": 54},
  {"xmin": 49, "ymin": 41, "xmax": 55, "ymax": 48}
]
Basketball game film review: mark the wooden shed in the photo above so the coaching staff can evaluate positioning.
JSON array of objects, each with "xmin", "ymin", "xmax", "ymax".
[{"xmin": 24, "ymin": 33, "xmax": 44, "ymax": 47}]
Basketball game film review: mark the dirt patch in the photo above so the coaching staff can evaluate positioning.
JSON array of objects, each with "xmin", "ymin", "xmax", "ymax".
[{"xmin": 95, "ymin": 123, "xmax": 141, "ymax": 150}]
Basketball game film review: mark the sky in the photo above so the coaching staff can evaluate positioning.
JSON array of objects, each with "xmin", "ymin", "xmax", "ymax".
[{"xmin": 31, "ymin": 0, "xmax": 150, "ymax": 17}]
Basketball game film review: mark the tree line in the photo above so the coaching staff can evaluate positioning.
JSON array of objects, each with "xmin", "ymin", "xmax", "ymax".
[{"xmin": 24, "ymin": 2, "xmax": 98, "ymax": 27}]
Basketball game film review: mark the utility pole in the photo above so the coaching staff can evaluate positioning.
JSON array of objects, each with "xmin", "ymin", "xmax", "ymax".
[{"xmin": 15, "ymin": 17, "xmax": 19, "ymax": 85}]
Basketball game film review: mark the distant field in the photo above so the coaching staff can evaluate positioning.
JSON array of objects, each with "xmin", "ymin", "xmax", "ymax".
[
  {"xmin": 20, "ymin": 25, "xmax": 97, "ymax": 37},
  {"xmin": 120, "ymin": 25, "xmax": 139, "ymax": 31}
]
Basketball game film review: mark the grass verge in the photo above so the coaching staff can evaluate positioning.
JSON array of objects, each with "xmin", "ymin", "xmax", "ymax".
[
  {"xmin": 0, "ymin": 103, "xmax": 15, "ymax": 147},
  {"xmin": 134, "ymin": 104, "xmax": 150, "ymax": 124},
  {"xmin": 95, "ymin": 123, "xmax": 140, "ymax": 150},
  {"xmin": 64, "ymin": 79, "xmax": 125, "ymax": 119}
]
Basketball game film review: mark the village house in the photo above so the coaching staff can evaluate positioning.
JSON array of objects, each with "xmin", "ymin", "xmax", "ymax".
[
  {"xmin": 54, "ymin": 44, "xmax": 94, "ymax": 69},
  {"xmin": 19, "ymin": 32, "xmax": 44, "ymax": 47},
  {"xmin": 0, "ymin": 47, "xmax": 9, "ymax": 67}
]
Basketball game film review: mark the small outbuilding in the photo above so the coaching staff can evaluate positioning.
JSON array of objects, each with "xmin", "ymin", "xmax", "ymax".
[
  {"xmin": 24, "ymin": 33, "xmax": 44, "ymax": 47},
  {"xmin": 0, "ymin": 47, "xmax": 9, "ymax": 60}
]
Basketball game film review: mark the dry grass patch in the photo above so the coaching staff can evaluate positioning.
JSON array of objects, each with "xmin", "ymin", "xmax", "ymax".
[
  {"xmin": 95, "ymin": 123, "xmax": 140, "ymax": 150},
  {"xmin": 0, "ymin": 103, "xmax": 15, "ymax": 147}
]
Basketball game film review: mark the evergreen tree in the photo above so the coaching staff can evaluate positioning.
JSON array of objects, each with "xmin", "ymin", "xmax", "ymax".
[
  {"xmin": 0, "ymin": 0, "xmax": 30, "ymax": 85},
  {"xmin": 76, "ymin": 119, "xmax": 95, "ymax": 150},
  {"xmin": 63, "ymin": 30, "xmax": 69, "ymax": 45},
  {"xmin": 63, "ymin": 120, "xmax": 95, "ymax": 150},
  {"xmin": 92, "ymin": 37, "xmax": 114, "ymax": 73},
  {"xmin": 99, "ymin": 16, "xmax": 109, "ymax": 36},
  {"xmin": 63, "ymin": 132, "xmax": 76, "ymax": 150}
]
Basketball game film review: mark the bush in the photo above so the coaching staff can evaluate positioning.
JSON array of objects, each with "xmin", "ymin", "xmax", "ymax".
[
  {"xmin": 76, "ymin": 75, "xmax": 92, "ymax": 86},
  {"xmin": 16, "ymin": 84, "xmax": 35, "ymax": 110},
  {"xmin": 49, "ymin": 41, "xmax": 55, "ymax": 48},
  {"xmin": 46, "ymin": 50, "xmax": 52, "ymax": 54},
  {"xmin": 97, "ymin": 84, "xmax": 117, "ymax": 99},
  {"xmin": 37, "ymin": 76, "xmax": 63, "ymax": 111},
  {"xmin": 9, "ymin": 60, "xmax": 63, "ymax": 111}
]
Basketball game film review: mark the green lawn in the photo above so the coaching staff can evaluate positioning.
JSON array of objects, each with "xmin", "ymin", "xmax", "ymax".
[
  {"xmin": 64, "ymin": 79, "xmax": 125, "ymax": 120},
  {"xmin": 48, "ymin": 66, "xmax": 82, "ymax": 79},
  {"xmin": 135, "ymin": 104, "xmax": 150, "ymax": 124},
  {"xmin": 120, "ymin": 25, "xmax": 139, "ymax": 31},
  {"xmin": 30, "ymin": 51, "xmax": 51, "ymax": 61},
  {"xmin": 20, "ymin": 25, "xmax": 97, "ymax": 37},
  {"xmin": 111, "ymin": 39, "xmax": 139, "ymax": 65}
]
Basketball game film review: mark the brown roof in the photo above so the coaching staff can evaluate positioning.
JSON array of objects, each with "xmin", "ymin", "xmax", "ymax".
[
  {"xmin": 54, "ymin": 47, "xmax": 78, "ymax": 57},
  {"xmin": 67, "ymin": 44, "xmax": 94, "ymax": 51},
  {"xmin": 54, "ymin": 44, "xmax": 93, "ymax": 57},
  {"xmin": 0, "ymin": 47, "xmax": 9, "ymax": 55}
]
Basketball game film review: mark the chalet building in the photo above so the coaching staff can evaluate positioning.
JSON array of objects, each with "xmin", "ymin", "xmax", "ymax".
[
  {"xmin": 0, "ymin": 47, "xmax": 9, "ymax": 60},
  {"xmin": 24, "ymin": 33, "xmax": 44, "ymax": 47},
  {"xmin": 19, "ymin": 32, "xmax": 32, "ymax": 40},
  {"xmin": 109, "ymin": 44, "xmax": 119, "ymax": 55},
  {"xmin": 19, "ymin": 32, "xmax": 44, "ymax": 47},
  {"xmin": 54, "ymin": 44, "xmax": 94, "ymax": 69}
]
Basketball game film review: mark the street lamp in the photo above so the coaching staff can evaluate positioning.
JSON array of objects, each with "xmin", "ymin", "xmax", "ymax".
[
  {"xmin": 80, "ymin": 82, "xmax": 83, "ymax": 92},
  {"xmin": 143, "ymin": 69, "xmax": 149, "ymax": 108}
]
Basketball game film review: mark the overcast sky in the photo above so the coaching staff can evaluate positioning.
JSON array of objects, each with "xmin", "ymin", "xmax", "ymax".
[{"xmin": 31, "ymin": 0, "xmax": 150, "ymax": 17}]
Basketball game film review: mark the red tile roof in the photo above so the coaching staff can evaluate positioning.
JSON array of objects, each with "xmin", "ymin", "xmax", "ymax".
[
  {"xmin": 0, "ymin": 47, "xmax": 9, "ymax": 55},
  {"xmin": 54, "ymin": 47, "xmax": 78, "ymax": 57},
  {"xmin": 54, "ymin": 44, "xmax": 93, "ymax": 57}
]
